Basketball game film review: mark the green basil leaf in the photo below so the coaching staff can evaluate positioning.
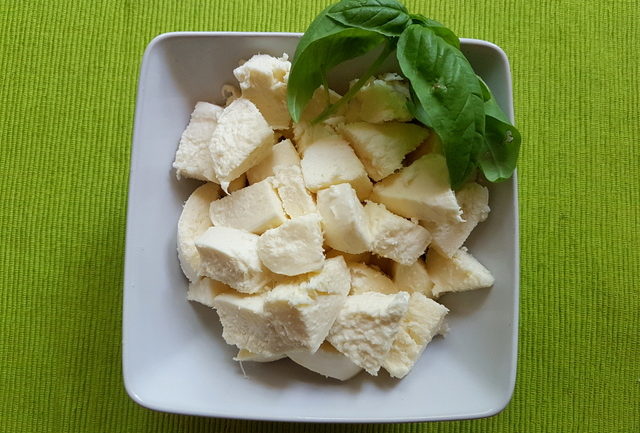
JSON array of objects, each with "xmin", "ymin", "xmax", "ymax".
[
  {"xmin": 476, "ymin": 77, "xmax": 521, "ymax": 181},
  {"xmin": 328, "ymin": 0, "xmax": 411, "ymax": 36},
  {"xmin": 397, "ymin": 24, "xmax": 485, "ymax": 189},
  {"xmin": 410, "ymin": 14, "xmax": 460, "ymax": 49},
  {"xmin": 288, "ymin": 27, "xmax": 386, "ymax": 122},
  {"xmin": 478, "ymin": 116, "xmax": 521, "ymax": 182}
]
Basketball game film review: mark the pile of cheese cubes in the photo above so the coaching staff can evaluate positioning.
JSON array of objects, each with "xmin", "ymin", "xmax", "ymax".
[{"xmin": 173, "ymin": 53, "xmax": 495, "ymax": 380}]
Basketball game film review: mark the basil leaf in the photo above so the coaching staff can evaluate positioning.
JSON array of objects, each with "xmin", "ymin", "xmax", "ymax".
[
  {"xmin": 328, "ymin": 0, "xmax": 411, "ymax": 36},
  {"xmin": 476, "ymin": 77, "xmax": 521, "ymax": 181},
  {"xmin": 397, "ymin": 24, "xmax": 485, "ymax": 189},
  {"xmin": 410, "ymin": 14, "xmax": 460, "ymax": 49},
  {"xmin": 288, "ymin": 6, "xmax": 385, "ymax": 122}
]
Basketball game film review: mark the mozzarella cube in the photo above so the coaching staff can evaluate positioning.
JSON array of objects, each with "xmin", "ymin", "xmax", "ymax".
[
  {"xmin": 177, "ymin": 183, "xmax": 221, "ymax": 282},
  {"xmin": 316, "ymin": 183, "xmax": 371, "ymax": 254},
  {"xmin": 348, "ymin": 262, "xmax": 398, "ymax": 295},
  {"xmin": 383, "ymin": 293, "xmax": 448, "ymax": 378},
  {"xmin": 227, "ymin": 172, "xmax": 247, "ymax": 193},
  {"xmin": 233, "ymin": 54, "xmax": 291, "ymax": 130},
  {"xmin": 421, "ymin": 182, "xmax": 490, "ymax": 257},
  {"xmin": 371, "ymin": 154, "xmax": 462, "ymax": 224},
  {"xmin": 327, "ymin": 292, "xmax": 410, "ymax": 375},
  {"xmin": 301, "ymin": 136, "xmax": 372, "ymax": 200},
  {"xmin": 338, "ymin": 122, "xmax": 429, "ymax": 181},
  {"xmin": 293, "ymin": 122, "xmax": 339, "ymax": 156},
  {"xmin": 273, "ymin": 164, "xmax": 316, "ymax": 218},
  {"xmin": 257, "ymin": 214, "xmax": 325, "ymax": 276},
  {"xmin": 364, "ymin": 201, "xmax": 431, "ymax": 265},
  {"xmin": 213, "ymin": 291, "xmax": 287, "ymax": 356},
  {"xmin": 344, "ymin": 73, "xmax": 412, "ymax": 123},
  {"xmin": 264, "ymin": 257, "xmax": 351, "ymax": 353},
  {"xmin": 299, "ymin": 86, "xmax": 344, "ymax": 123},
  {"xmin": 391, "ymin": 259, "xmax": 434, "ymax": 298},
  {"xmin": 187, "ymin": 277, "xmax": 232, "ymax": 308},
  {"xmin": 426, "ymin": 247, "xmax": 495, "ymax": 297},
  {"xmin": 246, "ymin": 139, "xmax": 300, "ymax": 184},
  {"xmin": 209, "ymin": 98, "xmax": 275, "ymax": 189},
  {"xmin": 195, "ymin": 227, "xmax": 271, "ymax": 293},
  {"xmin": 209, "ymin": 178, "xmax": 287, "ymax": 234},
  {"xmin": 287, "ymin": 341, "xmax": 362, "ymax": 381},
  {"xmin": 173, "ymin": 102, "xmax": 224, "ymax": 182}
]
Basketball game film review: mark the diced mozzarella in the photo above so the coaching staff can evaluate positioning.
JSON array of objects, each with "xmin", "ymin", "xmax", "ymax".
[
  {"xmin": 195, "ymin": 226, "xmax": 271, "ymax": 294},
  {"xmin": 364, "ymin": 201, "xmax": 431, "ymax": 265},
  {"xmin": 173, "ymin": 102, "xmax": 224, "ymax": 182},
  {"xmin": 370, "ymin": 154, "xmax": 462, "ymax": 224},
  {"xmin": 301, "ymin": 136, "xmax": 372, "ymax": 200},
  {"xmin": 328, "ymin": 291, "xmax": 410, "ymax": 375},
  {"xmin": 209, "ymin": 178, "xmax": 287, "ymax": 234},
  {"xmin": 426, "ymin": 247, "xmax": 494, "ymax": 297},
  {"xmin": 316, "ymin": 183, "xmax": 371, "ymax": 254},
  {"xmin": 257, "ymin": 214, "xmax": 325, "ymax": 276},
  {"xmin": 338, "ymin": 122, "xmax": 429, "ymax": 181},
  {"xmin": 177, "ymin": 183, "xmax": 221, "ymax": 282},
  {"xmin": 383, "ymin": 293, "xmax": 448, "ymax": 378},
  {"xmin": 233, "ymin": 54, "xmax": 291, "ymax": 129},
  {"xmin": 246, "ymin": 138, "xmax": 300, "ymax": 184},
  {"xmin": 264, "ymin": 257, "xmax": 351, "ymax": 353},
  {"xmin": 209, "ymin": 98, "xmax": 275, "ymax": 189}
]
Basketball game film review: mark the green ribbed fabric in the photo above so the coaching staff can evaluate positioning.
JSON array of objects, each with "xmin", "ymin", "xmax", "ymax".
[{"xmin": 1, "ymin": 0, "xmax": 638, "ymax": 431}]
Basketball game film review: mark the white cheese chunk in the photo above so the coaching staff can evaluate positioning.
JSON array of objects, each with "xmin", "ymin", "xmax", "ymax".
[
  {"xmin": 421, "ymin": 182, "xmax": 490, "ymax": 257},
  {"xmin": 301, "ymin": 136, "xmax": 372, "ymax": 200},
  {"xmin": 177, "ymin": 183, "xmax": 221, "ymax": 282},
  {"xmin": 186, "ymin": 277, "xmax": 232, "ymax": 308},
  {"xmin": 338, "ymin": 122, "xmax": 429, "ymax": 181},
  {"xmin": 383, "ymin": 293, "xmax": 448, "ymax": 378},
  {"xmin": 195, "ymin": 226, "xmax": 271, "ymax": 294},
  {"xmin": 426, "ymin": 247, "xmax": 495, "ymax": 297},
  {"xmin": 344, "ymin": 73, "xmax": 412, "ymax": 123},
  {"xmin": 391, "ymin": 259, "xmax": 434, "ymax": 298},
  {"xmin": 209, "ymin": 178, "xmax": 287, "ymax": 234},
  {"xmin": 234, "ymin": 349, "xmax": 285, "ymax": 362},
  {"xmin": 328, "ymin": 291, "xmax": 410, "ymax": 375},
  {"xmin": 370, "ymin": 154, "xmax": 462, "ymax": 224},
  {"xmin": 273, "ymin": 164, "xmax": 316, "ymax": 218},
  {"xmin": 173, "ymin": 102, "xmax": 224, "ymax": 182},
  {"xmin": 316, "ymin": 183, "xmax": 371, "ymax": 254},
  {"xmin": 257, "ymin": 214, "xmax": 325, "ymax": 276},
  {"xmin": 246, "ymin": 138, "xmax": 300, "ymax": 184},
  {"xmin": 212, "ymin": 291, "xmax": 287, "ymax": 356},
  {"xmin": 364, "ymin": 201, "xmax": 431, "ymax": 265},
  {"xmin": 348, "ymin": 262, "xmax": 398, "ymax": 295},
  {"xmin": 264, "ymin": 257, "xmax": 350, "ymax": 353},
  {"xmin": 293, "ymin": 122, "xmax": 339, "ymax": 156},
  {"xmin": 287, "ymin": 341, "xmax": 362, "ymax": 381},
  {"xmin": 209, "ymin": 98, "xmax": 275, "ymax": 189},
  {"xmin": 233, "ymin": 54, "xmax": 291, "ymax": 130}
]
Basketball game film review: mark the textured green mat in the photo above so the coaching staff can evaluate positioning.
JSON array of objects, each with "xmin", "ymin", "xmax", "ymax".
[{"xmin": 1, "ymin": 0, "xmax": 638, "ymax": 431}]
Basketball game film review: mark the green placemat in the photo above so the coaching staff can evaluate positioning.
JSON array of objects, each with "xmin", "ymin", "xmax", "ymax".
[{"xmin": 1, "ymin": 0, "xmax": 638, "ymax": 431}]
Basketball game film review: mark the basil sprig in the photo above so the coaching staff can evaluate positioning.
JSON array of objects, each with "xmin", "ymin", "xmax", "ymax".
[{"xmin": 287, "ymin": 0, "xmax": 520, "ymax": 189}]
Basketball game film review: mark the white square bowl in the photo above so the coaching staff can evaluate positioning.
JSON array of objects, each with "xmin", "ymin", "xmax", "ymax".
[{"xmin": 123, "ymin": 32, "xmax": 519, "ymax": 423}]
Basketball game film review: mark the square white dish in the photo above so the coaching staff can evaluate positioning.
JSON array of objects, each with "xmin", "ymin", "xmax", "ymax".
[{"xmin": 123, "ymin": 31, "xmax": 519, "ymax": 423}]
